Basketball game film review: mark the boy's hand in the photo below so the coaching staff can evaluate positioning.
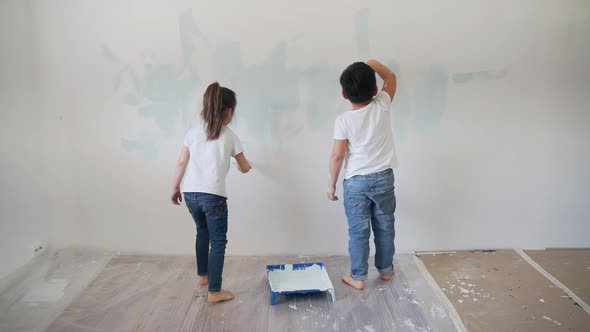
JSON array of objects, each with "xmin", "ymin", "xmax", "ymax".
[
  {"xmin": 171, "ymin": 189, "xmax": 182, "ymax": 205},
  {"xmin": 327, "ymin": 185, "xmax": 338, "ymax": 201}
]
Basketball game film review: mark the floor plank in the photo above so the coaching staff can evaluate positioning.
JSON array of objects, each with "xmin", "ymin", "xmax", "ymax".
[
  {"xmin": 525, "ymin": 249, "xmax": 590, "ymax": 305},
  {"xmin": 419, "ymin": 249, "xmax": 590, "ymax": 332}
]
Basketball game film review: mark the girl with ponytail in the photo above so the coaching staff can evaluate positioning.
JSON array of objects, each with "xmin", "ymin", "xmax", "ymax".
[{"xmin": 170, "ymin": 82, "xmax": 252, "ymax": 303}]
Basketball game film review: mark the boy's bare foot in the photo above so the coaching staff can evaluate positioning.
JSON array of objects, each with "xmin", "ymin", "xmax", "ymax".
[
  {"xmin": 342, "ymin": 274, "xmax": 365, "ymax": 290},
  {"xmin": 198, "ymin": 276, "xmax": 208, "ymax": 286},
  {"xmin": 207, "ymin": 290, "xmax": 234, "ymax": 303},
  {"xmin": 380, "ymin": 273, "xmax": 393, "ymax": 281}
]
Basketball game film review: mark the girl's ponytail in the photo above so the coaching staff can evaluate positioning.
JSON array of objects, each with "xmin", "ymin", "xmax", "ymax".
[{"xmin": 201, "ymin": 82, "xmax": 236, "ymax": 140}]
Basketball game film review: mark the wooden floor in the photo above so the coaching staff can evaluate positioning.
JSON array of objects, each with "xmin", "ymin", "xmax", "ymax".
[
  {"xmin": 0, "ymin": 249, "xmax": 112, "ymax": 332},
  {"xmin": 1, "ymin": 248, "xmax": 588, "ymax": 332},
  {"xmin": 419, "ymin": 249, "xmax": 590, "ymax": 332},
  {"xmin": 525, "ymin": 249, "xmax": 590, "ymax": 305}
]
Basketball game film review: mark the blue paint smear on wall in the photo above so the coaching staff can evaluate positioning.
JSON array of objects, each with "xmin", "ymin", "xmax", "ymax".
[
  {"xmin": 103, "ymin": 10, "xmax": 340, "ymax": 160},
  {"xmin": 120, "ymin": 132, "xmax": 158, "ymax": 161},
  {"xmin": 303, "ymin": 64, "xmax": 339, "ymax": 132},
  {"xmin": 103, "ymin": 13, "xmax": 200, "ymax": 160},
  {"xmin": 386, "ymin": 59, "xmax": 412, "ymax": 143},
  {"xmin": 452, "ymin": 70, "xmax": 507, "ymax": 83},
  {"xmin": 100, "ymin": 44, "xmax": 119, "ymax": 64},
  {"xmin": 355, "ymin": 8, "xmax": 371, "ymax": 60},
  {"xmin": 105, "ymin": 8, "xmax": 505, "ymax": 161},
  {"xmin": 414, "ymin": 64, "xmax": 448, "ymax": 134}
]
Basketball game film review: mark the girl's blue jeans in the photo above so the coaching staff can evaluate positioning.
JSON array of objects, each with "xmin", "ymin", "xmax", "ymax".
[{"xmin": 184, "ymin": 192, "xmax": 228, "ymax": 292}]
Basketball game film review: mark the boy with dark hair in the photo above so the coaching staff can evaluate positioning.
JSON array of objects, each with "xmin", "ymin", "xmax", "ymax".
[{"xmin": 327, "ymin": 59, "xmax": 398, "ymax": 290}]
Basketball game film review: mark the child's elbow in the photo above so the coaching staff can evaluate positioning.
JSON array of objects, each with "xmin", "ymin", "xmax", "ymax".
[{"xmin": 177, "ymin": 159, "xmax": 189, "ymax": 168}]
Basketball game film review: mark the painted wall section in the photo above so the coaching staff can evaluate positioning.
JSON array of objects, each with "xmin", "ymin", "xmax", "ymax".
[{"xmin": 5, "ymin": 0, "xmax": 590, "ymax": 259}]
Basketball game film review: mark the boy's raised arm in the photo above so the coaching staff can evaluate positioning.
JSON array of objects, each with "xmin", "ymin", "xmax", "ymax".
[{"xmin": 367, "ymin": 59, "xmax": 397, "ymax": 101}]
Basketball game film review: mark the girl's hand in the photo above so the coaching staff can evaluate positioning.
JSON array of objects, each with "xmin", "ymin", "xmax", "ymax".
[
  {"xmin": 171, "ymin": 190, "xmax": 182, "ymax": 205},
  {"xmin": 235, "ymin": 153, "xmax": 252, "ymax": 174}
]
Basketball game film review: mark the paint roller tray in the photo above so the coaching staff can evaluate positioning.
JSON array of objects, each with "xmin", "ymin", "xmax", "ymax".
[{"xmin": 266, "ymin": 262, "xmax": 335, "ymax": 305}]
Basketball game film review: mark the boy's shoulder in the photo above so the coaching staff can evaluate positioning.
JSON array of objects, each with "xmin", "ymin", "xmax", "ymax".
[
  {"xmin": 334, "ymin": 112, "xmax": 350, "ymax": 127},
  {"xmin": 373, "ymin": 91, "xmax": 392, "ymax": 110},
  {"xmin": 336, "ymin": 92, "xmax": 391, "ymax": 122}
]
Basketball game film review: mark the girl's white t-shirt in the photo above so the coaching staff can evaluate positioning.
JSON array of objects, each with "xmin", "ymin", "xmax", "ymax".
[
  {"xmin": 181, "ymin": 125, "xmax": 243, "ymax": 197},
  {"xmin": 333, "ymin": 91, "xmax": 398, "ymax": 179}
]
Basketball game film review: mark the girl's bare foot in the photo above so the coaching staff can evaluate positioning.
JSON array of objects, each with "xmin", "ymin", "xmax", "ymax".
[
  {"xmin": 198, "ymin": 276, "xmax": 208, "ymax": 286},
  {"xmin": 342, "ymin": 274, "xmax": 365, "ymax": 290},
  {"xmin": 380, "ymin": 273, "xmax": 393, "ymax": 281},
  {"xmin": 207, "ymin": 290, "xmax": 234, "ymax": 303}
]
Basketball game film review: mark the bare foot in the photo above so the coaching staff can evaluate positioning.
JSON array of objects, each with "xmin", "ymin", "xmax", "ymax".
[
  {"xmin": 207, "ymin": 290, "xmax": 234, "ymax": 303},
  {"xmin": 380, "ymin": 273, "xmax": 394, "ymax": 281},
  {"xmin": 198, "ymin": 276, "xmax": 208, "ymax": 286},
  {"xmin": 342, "ymin": 274, "xmax": 365, "ymax": 290}
]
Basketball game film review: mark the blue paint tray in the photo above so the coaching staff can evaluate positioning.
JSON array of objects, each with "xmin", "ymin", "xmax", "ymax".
[{"xmin": 266, "ymin": 262, "xmax": 335, "ymax": 305}]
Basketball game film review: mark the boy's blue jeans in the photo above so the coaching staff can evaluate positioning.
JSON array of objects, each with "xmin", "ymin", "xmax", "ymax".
[
  {"xmin": 343, "ymin": 168, "xmax": 396, "ymax": 280},
  {"xmin": 184, "ymin": 192, "xmax": 228, "ymax": 292}
]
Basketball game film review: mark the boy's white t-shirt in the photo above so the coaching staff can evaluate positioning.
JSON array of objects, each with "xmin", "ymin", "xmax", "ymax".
[
  {"xmin": 181, "ymin": 125, "xmax": 243, "ymax": 198},
  {"xmin": 333, "ymin": 91, "xmax": 398, "ymax": 179}
]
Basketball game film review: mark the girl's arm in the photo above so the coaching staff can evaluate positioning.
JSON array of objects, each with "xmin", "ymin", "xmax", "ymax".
[
  {"xmin": 235, "ymin": 152, "xmax": 252, "ymax": 173},
  {"xmin": 171, "ymin": 147, "xmax": 190, "ymax": 205}
]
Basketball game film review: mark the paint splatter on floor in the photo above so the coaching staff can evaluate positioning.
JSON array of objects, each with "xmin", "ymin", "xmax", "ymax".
[{"xmin": 542, "ymin": 315, "xmax": 562, "ymax": 326}]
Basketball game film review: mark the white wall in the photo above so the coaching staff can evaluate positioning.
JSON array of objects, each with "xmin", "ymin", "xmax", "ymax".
[
  {"xmin": 5, "ymin": 0, "xmax": 589, "ymax": 261},
  {"xmin": 0, "ymin": 0, "xmax": 48, "ymax": 278}
]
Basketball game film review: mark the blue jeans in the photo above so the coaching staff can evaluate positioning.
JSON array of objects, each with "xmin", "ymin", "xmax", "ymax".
[
  {"xmin": 343, "ymin": 168, "xmax": 396, "ymax": 280},
  {"xmin": 184, "ymin": 192, "xmax": 228, "ymax": 292}
]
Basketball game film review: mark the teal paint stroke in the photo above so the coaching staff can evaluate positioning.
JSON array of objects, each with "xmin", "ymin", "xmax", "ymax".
[
  {"xmin": 100, "ymin": 44, "xmax": 119, "ymax": 63},
  {"xmin": 121, "ymin": 132, "xmax": 158, "ymax": 160},
  {"xmin": 137, "ymin": 63, "xmax": 196, "ymax": 135},
  {"xmin": 355, "ymin": 8, "xmax": 371, "ymax": 59},
  {"xmin": 452, "ymin": 70, "xmax": 507, "ymax": 84},
  {"xmin": 102, "ymin": 12, "xmax": 201, "ymax": 161},
  {"xmin": 386, "ymin": 60, "xmax": 412, "ymax": 143},
  {"xmin": 109, "ymin": 61, "xmax": 197, "ymax": 136},
  {"xmin": 302, "ymin": 64, "xmax": 340, "ymax": 131},
  {"xmin": 414, "ymin": 64, "xmax": 448, "ymax": 134},
  {"xmin": 124, "ymin": 94, "xmax": 141, "ymax": 106},
  {"xmin": 211, "ymin": 41, "xmax": 304, "ymax": 156}
]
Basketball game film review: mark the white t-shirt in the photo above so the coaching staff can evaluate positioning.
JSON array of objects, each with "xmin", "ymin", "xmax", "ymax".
[
  {"xmin": 181, "ymin": 125, "xmax": 244, "ymax": 197},
  {"xmin": 333, "ymin": 91, "xmax": 398, "ymax": 179}
]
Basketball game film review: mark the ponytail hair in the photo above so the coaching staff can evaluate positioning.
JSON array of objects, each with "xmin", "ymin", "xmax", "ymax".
[{"xmin": 201, "ymin": 82, "xmax": 237, "ymax": 140}]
